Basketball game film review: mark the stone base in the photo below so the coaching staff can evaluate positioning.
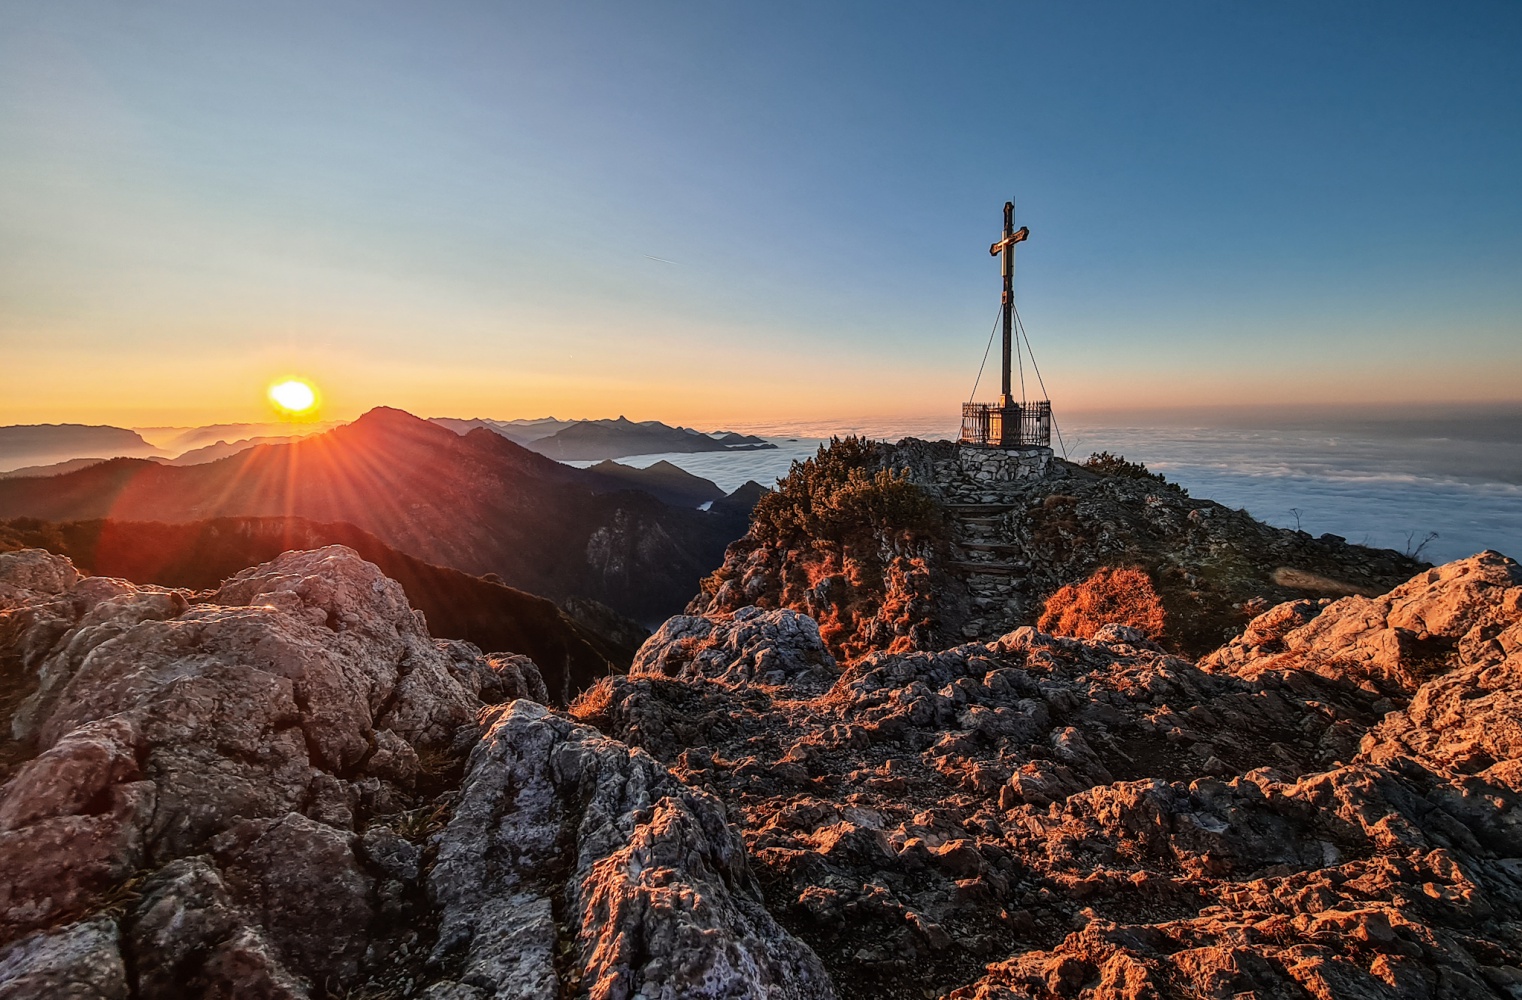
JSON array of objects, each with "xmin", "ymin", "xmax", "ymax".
[{"xmin": 955, "ymin": 445, "xmax": 1052, "ymax": 484}]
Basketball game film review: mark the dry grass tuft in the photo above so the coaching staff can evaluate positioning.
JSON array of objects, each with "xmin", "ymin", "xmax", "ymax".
[
  {"xmin": 1039, "ymin": 566, "xmax": 1167, "ymax": 641},
  {"xmin": 568, "ymin": 680, "xmax": 613, "ymax": 725}
]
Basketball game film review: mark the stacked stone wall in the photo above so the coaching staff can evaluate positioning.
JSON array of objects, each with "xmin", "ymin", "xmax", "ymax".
[{"xmin": 957, "ymin": 446, "xmax": 1051, "ymax": 484}]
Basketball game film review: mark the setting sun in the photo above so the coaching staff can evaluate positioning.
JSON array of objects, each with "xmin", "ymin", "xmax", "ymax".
[{"xmin": 268, "ymin": 378, "xmax": 319, "ymax": 417}]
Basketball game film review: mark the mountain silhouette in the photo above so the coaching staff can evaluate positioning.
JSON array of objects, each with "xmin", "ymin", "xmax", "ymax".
[{"xmin": 0, "ymin": 407, "xmax": 754, "ymax": 624}]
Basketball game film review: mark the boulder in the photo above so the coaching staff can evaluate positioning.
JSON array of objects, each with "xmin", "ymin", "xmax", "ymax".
[
  {"xmin": 429, "ymin": 700, "xmax": 836, "ymax": 999},
  {"xmin": 633, "ymin": 607, "xmax": 838, "ymax": 692},
  {"xmin": 0, "ymin": 918, "xmax": 127, "ymax": 1000},
  {"xmin": 0, "ymin": 548, "xmax": 79, "ymax": 608},
  {"xmin": 0, "ymin": 546, "xmax": 480, "ymax": 988},
  {"xmin": 1204, "ymin": 550, "xmax": 1522, "ymax": 696}
]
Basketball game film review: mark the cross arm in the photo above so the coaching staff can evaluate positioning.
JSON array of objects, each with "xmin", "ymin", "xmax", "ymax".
[{"xmin": 989, "ymin": 226, "xmax": 1030, "ymax": 257}]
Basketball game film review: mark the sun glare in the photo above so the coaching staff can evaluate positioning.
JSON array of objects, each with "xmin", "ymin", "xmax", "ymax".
[{"xmin": 268, "ymin": 378, "xmax": 319, "ymax": 417}]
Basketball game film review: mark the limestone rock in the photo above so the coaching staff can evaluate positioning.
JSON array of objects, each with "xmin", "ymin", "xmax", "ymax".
[
  {"xmin": 430, "ymin": 700, "xmax": 835, "ymax": 999},
  {"xmin": 0, "ymin": 545, "xmax": 479, "ymax": 988},
  {"xmin": 438, "ymin": 639, "xmax": 552, "ymax": 704},
  {"xmin": 0, "ymin": 918, "xmax": 127, "ymax": 1000},
  {"xmin": 0, "ymin": 548, "xmax": 79, "ymax": 608},
  {"xmin": 6, "ymin": 540, "xmax": 1521, "ymax": 1000},
  {"xmin": 633, "ymin": 607, "xmax": 839, "ymax": 691},
  {"xmin": 129, "ymin": 858, "xmax": 308, "ymax": 999},
  {"xmin": 1205, "ymin": 550, "xmax": 1522, "ymax": 696},
  {"xmin": 584, "ymin": 554, "xmax": 1522, "ymax": 998}
]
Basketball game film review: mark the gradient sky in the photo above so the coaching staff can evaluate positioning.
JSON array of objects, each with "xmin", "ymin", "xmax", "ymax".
[{"xmin": 2, "ymin": 1, "xmax": 1520, "ymax": 427}]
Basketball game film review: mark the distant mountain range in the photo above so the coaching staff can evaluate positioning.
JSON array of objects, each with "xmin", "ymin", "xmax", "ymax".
[
  {"xmin": 0, "ymin": 424, "xmax": 163, "ymax": 473},
  {"xmin": 432, "ymin": 415, "xmax": 776, "ymax": 460},
  {"xmin": 429, "ymin": 416, "xmax": 575, "ymax": 445},
  {"xmin": 585, "ymin": 460, "xmax": 728, "ymax": 508},
  {"xmin": 133, "ymin": 421, "xmax": 339, "ymax": 453},
  {"xmin": 0, "ymin": 415, "xmax": 775, "ymax": 474},
  {"xmin": 0, "ymin": 407, "xmax": 759, "ymax": 625}
]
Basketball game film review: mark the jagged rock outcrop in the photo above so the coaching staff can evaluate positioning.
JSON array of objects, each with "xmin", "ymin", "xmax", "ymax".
[
  {"xmin": 0, "ymin": 917, "xmax": 129, "ymax": 999},
  {"xmin": 0, "ymin": 514, "xmax": 641, "ymax": 700},
  {"xmin": 6, "ymin": 540, "xmax": 1521, "ymax": 999},
  {"xmin": 0, "ymin": 545, "xmax": 829, "ymax": 998},
  {"xmin": 1203, "ymin": 549, "xmax": 1522, "ymax": 698},
  {"xmin": 578, "ymin": 552, "xmax": 1522, "ymax": 999},
  {"xmin": 427, "ymin": 700, "xmax": 835, "ymax": 999},
  {"xmin": 0, "ymin": 549, "xmax": 79, "ymax": 608},
  {"xmin": 693, "ymin": 438, "xmax": 1426, "ymax": 659},
  {"xmin": 0, "ymin": 545, "xmax": 480, "ymax": 988},
  {"xmin": 632, "ymin": 607, "xmax": 839, "ymax": 692}
]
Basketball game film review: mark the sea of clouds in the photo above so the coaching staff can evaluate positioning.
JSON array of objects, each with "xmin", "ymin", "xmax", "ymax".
[{"xmin": 570, "ymin": 409, "xmax": 1522, "ymax": 565}]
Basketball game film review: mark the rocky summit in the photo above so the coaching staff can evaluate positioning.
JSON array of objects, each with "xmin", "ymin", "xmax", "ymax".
[
  {"xmin": 694, "ymin": 439, "xmax": 1426, "ymax": 661},
  {"xmin": 1, "ymin": 542, "xmax": 1521, "ymax": 998}
]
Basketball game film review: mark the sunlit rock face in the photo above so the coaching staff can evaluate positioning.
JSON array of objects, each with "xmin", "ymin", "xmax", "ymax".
[
  {"xmin": 577, "ymin": 552, "xmax": 1522, "ymax": 1000},
  {"xmin": 4, "ymin": 544, "xmax": 1521, "ymax": 999},
  {"xmin": 0, "ymin": 545, "xmax": 479, "ymax": 990}
]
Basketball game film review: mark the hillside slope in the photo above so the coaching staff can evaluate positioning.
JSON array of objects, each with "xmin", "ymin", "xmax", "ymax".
[{"xmin": 0, "ymin": 407, "xmax": 750, "ymax": 624}]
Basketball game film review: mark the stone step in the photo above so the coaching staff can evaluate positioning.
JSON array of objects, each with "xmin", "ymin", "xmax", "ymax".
[
  {"xmin": 955, "ymin": 541, "xmax": 1022, "ymax": 553},
  {"xmin": 948, "ymin": 561, "xmax": 1028, "ymax": 576}
]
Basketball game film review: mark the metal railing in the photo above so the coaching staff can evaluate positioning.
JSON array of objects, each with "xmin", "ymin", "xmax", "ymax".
[{"xmin": 960, "ymin": 401, "xmax": 1051, "ymax": 448}]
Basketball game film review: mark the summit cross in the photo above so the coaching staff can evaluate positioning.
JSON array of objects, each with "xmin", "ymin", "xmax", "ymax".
[{"xmin": 988, "ymin": 200, "xmax": 1030, "ymax": 407}]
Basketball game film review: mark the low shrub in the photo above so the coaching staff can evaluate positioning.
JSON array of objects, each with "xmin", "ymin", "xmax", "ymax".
[
  {"xmin": 1038, "ymin": 565, "xmax": 1167, "ymax": 641},
  {"xmin": 751, "ymin": 436, "xmax": 941, "ymax": 549},
  {"xmin": 1082, "ymin": 451, "xmax": 1166, "ymax": 483}
]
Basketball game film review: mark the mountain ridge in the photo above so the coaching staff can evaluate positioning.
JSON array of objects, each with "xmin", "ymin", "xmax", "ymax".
[
  {"xmin": 0, "ymin": 406, "xmax": 751, "ymax": 625},
  {"xmin": 431, "ymin": 413, "xmax": 776, "ymax": 460},
  {"xmin": 0, "ymin": 424, "xmax": 163, "ymax": 474},
  {"xmin": 1, "ymin": 543, "xmax": 1517, "ymax": 997}
]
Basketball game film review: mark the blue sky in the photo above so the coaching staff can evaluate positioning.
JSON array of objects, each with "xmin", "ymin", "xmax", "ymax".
[{"xmin": 2, "ymin": 1, "xmax": 1519, "ymax": 425}]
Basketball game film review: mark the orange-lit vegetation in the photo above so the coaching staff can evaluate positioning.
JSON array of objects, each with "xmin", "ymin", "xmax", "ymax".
[
  {"xmin": 1038, "ymin": 565, "xmax": 1167, "ymax": 641},
  {"xmin": 698, "ymin": 436, "xmax": 944, "ymax": 661},
  {"xmin": 751, "ymin": 436, "xmax": 941, "ymax": 547}
]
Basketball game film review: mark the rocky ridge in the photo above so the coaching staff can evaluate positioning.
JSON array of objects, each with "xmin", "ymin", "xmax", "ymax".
[
  {"xmin": 694, "ymin": 438, "xmax": 1425, "ymax": 659},
  {"xmin": 581, "ymin": 550, "xmax": 1522, "ymax": 998},
  {"xmin": 2, "ymin": 542, "xmax": 1520, "ymax": 998},
  {"xmin": 0, "ymin": 545, "xmax": 825, "ymax": 999},
  {"xmin": 0, "ymin": 515, "xmax": 643, "ymax": 700}
]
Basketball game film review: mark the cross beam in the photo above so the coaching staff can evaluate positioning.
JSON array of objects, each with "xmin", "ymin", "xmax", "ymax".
[{"xmin": 988, "ymin": 201, "xmax": 1029, "ymax": 406}]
